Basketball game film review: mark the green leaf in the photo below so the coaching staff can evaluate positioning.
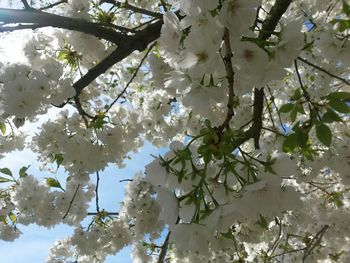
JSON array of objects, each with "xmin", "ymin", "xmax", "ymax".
[
  {"xmin": 19, "ymin": 166, "xmax": 30, "ymax": 178},
  {"xmin": 0, "ymin": 215, "xmax": 7, "ymax": 224},
  {"xmin": 52, "ymin": 153, "xmax": 64, "ymax": 168},
  {"xmin": 316, "ymin": 123, "xmax": 332, "ymax": 147},
  {"xmin": 296, "ymin": 129, "xmax": 309, "ymax": 147},
  {"xmin": 343, "ymin": 0, "xmax": 350, "ymax": 16},
  {"xmin": 0, "ymin": 123, "xmax": 6, "ymax": 135},
  {"xmin": 45, "ymin": 177, "xmax": 63, "ymax": 189},
  {"xmin": 258, "ymin": 214, "xmax": 269, "ymax": 230},
  {"xmin": 296, "ymin": 103, "xmax": 306, "ymax": 114},
  {"xmin": 8, "ymin": 212, "xmax": 16, "ymax": 224},
  {"xmin": 279, "ymin": 103, "xmax": 294, "ymax": 113},
  {"xmin": 204, "ymin": 119, "xmax": 211, "ymax": 127},
  {"xmin": 331, "ymin": 19, "xmax": 350, "ymax": 32},
  {"xmin": 0, "ymin": 176, "xmax": 13, "ymax": 183},
  {"xmin": 328, "ymin": 91, "xmax": 350, "ymax": 101},
  {"xmin": 290, "ymin": 106, "xmax": 298, "ymax": 122},
  {"xmin": 329, "ymin": 99, "xmax": 349, "ymax": 113},
  {"xmin": 322, "ymin": 109, "xmax": 342, "ymax": 123},
  {"xmin": 282, "ymin": 133, "xmax": 298, "ymax": 153},
  {"xmin": 291, "ymin": 89, "xmax": 302, "ymax": 100},
  {"xmin": 0, "ymin": 168, "xmax": 12, "ymax": 176},
  {"xmin": 301, "ymin": 146, "xmax": 316, "ymax": 161}
]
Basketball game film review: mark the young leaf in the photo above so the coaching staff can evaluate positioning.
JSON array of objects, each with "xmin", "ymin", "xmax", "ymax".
[
  {"xmin": 45, "ymin": 177, "xmax": 63, "ymax": 189},
  {"xmin": 0, "ymin": 123, "xmax": 6, "ymax": 135},
  {"xmin": 8, "ymin": 212, "xmax": 17, "ymax": 224},
  {"xmin": 19, "ymin": 166, "xmax": 30, "ymax": 178},
  {"xmin": 0, "ymin": 177, "xmax": 14, "ymax": 183},
  {"xmin": 316, "ymin": 123, "xmax": 332, "ymax": 147}
]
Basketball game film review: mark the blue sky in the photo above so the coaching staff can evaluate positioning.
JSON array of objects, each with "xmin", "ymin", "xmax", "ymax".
[{"xmin": 0, "ymin": 142, "xmax": 165, "ymax": 262}]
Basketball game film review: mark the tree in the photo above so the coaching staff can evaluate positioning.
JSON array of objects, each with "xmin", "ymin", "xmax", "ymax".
[{"xmin": 0, "ymin": 0, "xmax": 349, "ymax": 262}]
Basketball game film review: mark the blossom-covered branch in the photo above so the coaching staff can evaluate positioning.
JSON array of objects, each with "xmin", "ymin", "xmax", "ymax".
[{"xmin": 0, "ymin": 8, "xmax": 128, "ymax": 44}]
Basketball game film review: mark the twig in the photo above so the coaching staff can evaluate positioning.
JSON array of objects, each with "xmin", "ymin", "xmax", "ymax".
[
  {"xmin": 302, "ymin": 225, "xmax": 329, "ymax": 262},
  {"xmin": 158, "ymin": 230, "xmax": 171, "ymax": 263},
  {"xmin": 62, "ymin": 184, "xmax": 81, "ymax": 220},
  {"xmin": 73, "ymin": 96, "xmax": 94, "ymax": 127},
  {"xmin": 73, "ymin": 20, "xmax": 163, "ymax": 97},
  {"xmin": 264, "ymin": 91, "xmax": 276, "ymax": 128},
  {"xmin": 39, "ymin": 0, "xmax": 67, "ymax": 11},
  {"xmin": 21, "ymin": 0, "xmax": 31, "ymax": 9},
  {"xmin": 87, "ymin": 212, "xmax": 119, "ymax": 216},
  {"xmin": 267, "ymin": 84, "xmax": 286, "ymax": 132},
  {"xmin": 119, "ymin": 179, "xmax": 133, "ymax": 182},
  {"xmin": 95, "ymin": 171, "xmax": 100, "ymax": 213},
  {"xmin": 267, "ymin": 217, "xmax": 283, "ymax": 257},
  {"xmin": 218, "ymin": 27, "xmax": 235, "ymax": 132},
  {"xmin": 298, "ymin": 57, "xmax": 350, "ymax": 86},
  {"xmin": 100, "ymin": 0, "xmax": 163, "ymax": 18},
  {"xmin": 104, "ymin": 41, "xmax": 157, "ymax": 113}
]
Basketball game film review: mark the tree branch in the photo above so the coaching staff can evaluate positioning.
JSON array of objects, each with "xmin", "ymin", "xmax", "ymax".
[
  {"xmin": 21, "ymin": 0, "xmax": 31, "ymax": 9},
  {"xmin": 0, "ymin": 8, "xmax": 128, "ymax": 45},
  {"xmin": 73, "ymin": 19, "xmax": 163, "ymax": 96},
  {"xmin": 158, "ymin": 230, "xmax": 171, "ymax": 263},
  {"xmin": 247, "ymin": 0, "xmax": 293, "ymax": 149},
  {"xmin": 104, "ymin": 42, "xmax": 157, "ymax": 113},
  {"xmin": 62, "ymin": 184, "xmax": 81, "ymax": 220},
  {"xmin": 298, "ymin": 56, "xmax": 350, "ymax": 86},
  {"xmin": 39, "ymin": 0, "xmax": 67, "ymax": 11},
  {"xmin": 218, "ymin": 27, "xmax": 235, "ymax": 132},
  {"xmin": 95, "ymin": 171, "xmax": 100, "ymax": 213},
  {"xmin": 100, "ymin": 0, "xmax": 163, "ymax": 18}
]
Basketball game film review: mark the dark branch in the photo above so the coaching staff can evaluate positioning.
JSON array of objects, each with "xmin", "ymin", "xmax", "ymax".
[
  {"xmin": 62, "ymin": 184, "xmax": 81, "ymax": 220},
  {"xmin": 247, "ymin": 0, "xmax": 293, "ymax": 149},
  {"xmin": 250, "ymin": 88, "xmax": 265, "ymax": 149},
  {"xmin": 87, "ymin": 212, "xmax": 119, "ymax": 216},
  {"xmin": 21, "ymin": 0, "xmax": 31, "ymax": 9},
  {"xmin": 0, "ymin": 8, "xmax": 128, "ymax": 45},
  {"xmin": 259, "ymin": 0, "xmax": 292, "ymax": 40},
  {"xmin": 73, "ymin": 19, "xmax": 163, "ymax": 96},
  {"xmin": 104, "ymin": 42, "xmax": 157, "ymax": 113},
  {"xmin": 100, "ymin": 0, "xmax": 163, "ymax": 18},
  {"xmin": 218, "ymin": 27, "xmax": 235, "ymax": 132},
  {"xmin": 95, "ymin": 171, "xmax": 100, "ymax": 213},
  {"xmin": 298, "ymin": 56, "xmax": 350, "ymax": 86},
  {"xmin": 158, "ymin": 230, "xmax": 171, "ymax": 263},
  {"xmin": 39, "ymin": 0, "xmax": 67, "ymax": 11}
]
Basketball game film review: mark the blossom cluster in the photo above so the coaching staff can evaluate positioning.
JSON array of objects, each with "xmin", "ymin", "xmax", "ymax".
[{"xmin": 0, "ymin": 0, "xmax": 349, "ymax": 262}]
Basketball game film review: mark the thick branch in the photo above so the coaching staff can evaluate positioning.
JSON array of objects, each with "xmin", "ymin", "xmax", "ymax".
[
  {"xmin": 248, "ymin": 0, "xmax": 293, "ymax": 148},
  {"xmin": 250, "ymin": 88, "xmax": 265, "ymax": 149},
  {"xmin": 158, "ymin": 230, "xmax": 171, "ymax": 263},
  {"xmin": 0, "ymin": 8, "xmax": 127, "ymax": 44},
  {"xmin": 259, "ymin": 0, "xmax": 292, "ymax": 40},
  {"xmin": 73, "ymin": 19, "xmax": 163, "ymax": 96}
]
